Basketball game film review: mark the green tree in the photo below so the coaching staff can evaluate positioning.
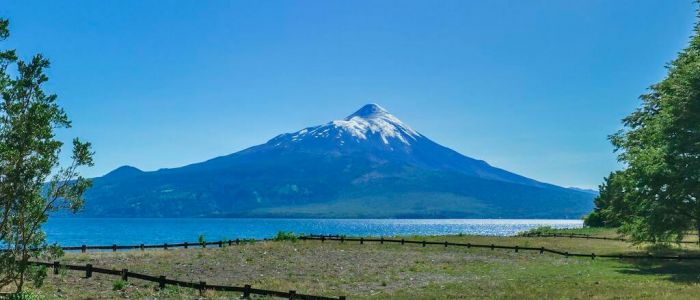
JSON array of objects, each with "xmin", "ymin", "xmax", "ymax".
[
  {"xmin": 0, "ymin": 19, "xmax": 94, "ymax": 292},
  {"xmin": 584, "ymin": 171, "xmax": 629, "ymax": 228},
  {"xmin": 590, "ymin": 5, "xmax": 700, "ymax": 243}
]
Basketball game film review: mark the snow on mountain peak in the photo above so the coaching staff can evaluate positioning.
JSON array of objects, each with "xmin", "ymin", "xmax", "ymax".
[
  {"xmin": 347, "ymin": 103, "xmax": 389, "ymax": 119},
  {"xmin": 273, "ymin": 104, "xmax": 422, "ymax": 147},
  {"xmin": 333, "ymin": 104, "xmax": 420, "ymax": 145}
]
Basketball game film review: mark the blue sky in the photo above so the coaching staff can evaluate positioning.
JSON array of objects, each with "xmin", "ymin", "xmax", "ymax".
[{"xmin": 0, "ymin": 1, "xmax": 695, "ymax": 188}]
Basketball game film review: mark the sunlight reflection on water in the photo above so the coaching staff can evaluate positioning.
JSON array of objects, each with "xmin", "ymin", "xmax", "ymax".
[{"xmin": 44, "ymin": 218, "xmax": 583, "ymax": 246}]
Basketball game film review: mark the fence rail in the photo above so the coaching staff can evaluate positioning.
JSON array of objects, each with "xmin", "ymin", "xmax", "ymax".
[
  {"xmin": 3, "ymin": 232, "xmax": 697, "ymax": 258},
  {"xmin": 30, "ymin": 261, "xmax": 344, "ymax": 300},
  {"xmin": 1, "ymin": 238, "xmax": 273, "ymax": 253},
  {"xmin": 519, "ymin": 232, "xmax": 700, "ymax": 244},
  {"xmin": 300, "ymin": 235, "xmax": 700, "ymax": 261}
]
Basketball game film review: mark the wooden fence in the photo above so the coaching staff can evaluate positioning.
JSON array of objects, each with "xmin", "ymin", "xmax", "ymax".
[
  {"xmin": 24, "ymin": 233, "xmax": 700, "ymax": 261},
  {"xmin": 519, "ymin": 232, "xmax": 700, "ymax": 244},
  {"xmin": 29, "ymin": 260, "xmax": 344, "ymax": 300},
  {"xmin": 57, "ymin": 238, "xmax": 271, "ymax": 253},
  {"xmin": 9, "ymin": 231, "xmax": 699, "ymax": 298},
  {"xmin": 300, "ymin": 235, "xmax": 700, "ymax": 261}
]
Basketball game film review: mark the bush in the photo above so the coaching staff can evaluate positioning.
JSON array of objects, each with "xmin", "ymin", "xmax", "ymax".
[
  {"xmin": 518, "ymin": 226, "xmax": 556, "ymax": 236},
  {"xmin": 26, "ymin": 265, "xmax": 47, "ymax": 288},
  {"xmin": 583, "ymin": 211, "xmax": 606, "ymax": 227},
  {"xmin": 198, "ymin": 234, "xmax": 206, "ymax": 247},
  {"xmin": 112, "ymin": 279, "xmax": 127, "ymax": 291},
  {"xmin": 274, "ymin": 231, "xmax": 298, "ymax": 241}
]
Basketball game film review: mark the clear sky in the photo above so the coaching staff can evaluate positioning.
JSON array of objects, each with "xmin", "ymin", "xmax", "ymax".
[{"xmin": 0, "ymin": 1, "xmax": 695, "ymax": 189}]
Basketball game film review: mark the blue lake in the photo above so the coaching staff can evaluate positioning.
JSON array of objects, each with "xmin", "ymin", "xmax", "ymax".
[{"xmin": 44, "ymin": 218, "xmax": 583, "ymax": 246}]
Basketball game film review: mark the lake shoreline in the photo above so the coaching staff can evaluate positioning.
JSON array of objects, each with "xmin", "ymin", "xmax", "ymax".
[{"xmin": 43, "ymin": 218, "xmax": 583, "ymax": 246}]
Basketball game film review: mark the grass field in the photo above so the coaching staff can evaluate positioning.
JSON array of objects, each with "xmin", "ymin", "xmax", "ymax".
[{"xmin": 16, "ymin": 228, "xmax": 700, "ymax": 299}]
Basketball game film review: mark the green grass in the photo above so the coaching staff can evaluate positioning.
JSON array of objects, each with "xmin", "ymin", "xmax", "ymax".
[
  {"xmin": 0, "ymin": 291, "xmax": 45, "ymax": 300},
  {"xmin": 518, "ymin": 226, "xmax": 614, "ymax": 236},
  {"xmin": 111, "ymin": 279, "xmax": 127, "ymax": 291},
  {"xmin": 19, "ymin": 228, "xmax": 700, "ymax": 299}
]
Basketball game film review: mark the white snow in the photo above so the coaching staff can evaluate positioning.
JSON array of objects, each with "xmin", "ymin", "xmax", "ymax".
[{"xmin": 277, "ymin": 104, "xmax": 421, "ymax": 146}]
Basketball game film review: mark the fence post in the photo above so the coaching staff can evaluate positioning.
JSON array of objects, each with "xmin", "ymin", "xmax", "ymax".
[
  {"xmin": 467, "ymin": 243, "xmax": 471, "ymax": 249},
  {"xmin": 159, "ymin": 275, "xmax": 166, "ymax": 289},
  {"xmin": 140, "ymin": 243, "xmax": 144, "ymax": 251},
  {"xmin": 540, "ymin": 247, "xmax": 544, "ymax": 254},
  {"xmin": 380, "ymin": 237, "xmax": 384, "ymax": 244},
  {"xmin": 490, "ymin": 244, "xmax": 494, "ymax": 250},
  {"xmin": 199, "ymin": 281, "xmax": 206, "ymax": 295},
  {"xmin": 53, "ymin": 261, "xmax": 59, "ymax": 275},
  {"xmin": 401, "ymin": 239, "xmax": 405, "ymax": 245},
  {"xmin": 322, "ymin": 236, "xmax": 325, "ymax": 243},
  {"xmin": 81, "ymin": 245, "xmax": 86, "ymax": 253},
  {"xmin": 121, "ymin": 269, "xmax": 128, "ymax": 281},
  {"xmin": 243, "ymin": 284, "xmax": 251, "ymax": 298},
  {"xmin": 592, "ymin": 253, "xmax": 595, "ymax": 260},
  {"xmin": 360, "ymin": 237, "xmax": 364, "ymax": 245},
  {"xmin": 515, "ymin": 246, "xmax": 519, "ymax": 253},
  {"xmin": 112, "ymin": 244, "xmax": 117, "ymax": 252},
  {"xmin": 164, "ymin": 243, "xmax": 168, "ymax": 250},
  {"xmin": 184, "ymin": 242, "xmax": 188, "ymax": 249},
  {"xmin": 288, "ymin": 290, "xmax": 296, "ymax": 300},
  {"xmin": 444, "ymin": 241, "xmax": 448, "ymax": 247},
  {"xmin": 422, "ymin": 241, "xmax": 426, "ymax": 247},
  {"xmin": 85, "ymin": 264, "xmax": 92, "ymax": 278}
]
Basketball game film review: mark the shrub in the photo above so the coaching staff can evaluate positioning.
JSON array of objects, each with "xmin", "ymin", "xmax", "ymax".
[
  {"xmin": 112, "ymin": 279, "xmax": 127, "ymax": 291},
  {"xmin": 198, "ymin": 234, "xmax": 206, "ymax": 247},
  {"xmin": 518, "ymin": 226, "xmax": 555, "ymax": 236},
  {"xmin": 274, "ymin": 231, "xmax": 298, "ymax": 241},
  {"xmin": 28, "ymin": 265, "xmax": 47, "ymax": 288},
  {"xmin": 583, "ymin": 211, "xmax": 607, "ymax": 227}
]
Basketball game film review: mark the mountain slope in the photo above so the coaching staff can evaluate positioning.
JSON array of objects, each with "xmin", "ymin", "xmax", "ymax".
[{"xmin": 80, "ymin": 104, "xmax": 594, "ymax": 218}]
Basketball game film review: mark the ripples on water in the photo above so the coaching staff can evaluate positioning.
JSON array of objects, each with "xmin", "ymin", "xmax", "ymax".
[{"xmin": 44, "ymin": 218, "xmax": 583, "ymax": 246}]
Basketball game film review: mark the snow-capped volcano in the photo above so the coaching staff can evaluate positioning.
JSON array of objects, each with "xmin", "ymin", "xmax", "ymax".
[
  {"xmin": 80, "ymin": 103, "xmax": 595, "ymax": 219},
  {"xmin": 235, "ymin": 104, "xmax": 547, "ymax": 187},
  {"xmin": 268, "ymin": 104, "xmax": 421, "ymax": 150}
]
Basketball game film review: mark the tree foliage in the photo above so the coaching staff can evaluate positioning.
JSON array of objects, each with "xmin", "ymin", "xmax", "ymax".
[
  {"xmin": 584, "ymin": 171, "xmax": 629, "ymax": 228},
  {"xmin": 586, "ymin": 5, "xmax": 700, "ymax": 243},
  {"xmin": 0, "ymin": 19, "xmax": 93, "ymax": 292}
]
